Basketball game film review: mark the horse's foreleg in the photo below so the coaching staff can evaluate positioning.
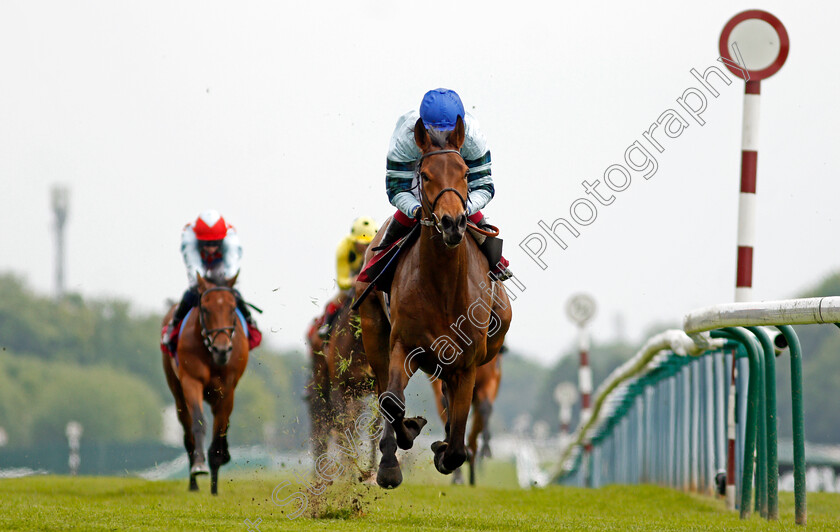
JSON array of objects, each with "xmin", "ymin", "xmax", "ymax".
[
  {"xmin": 433, "ymin": 367, "xmax": 475, "ymax": 475},
  {"xmin": 477, "ymin": 398, "xmax": 494, "ymax": 460},
  {"xmin": 382, "ymin": 343, "xmax": 426, "ymax": 451},
  {"xmin": 467, "ymin": 398, "xmax": 490, "ymax": 486},
  {"xmin": 376, "ymin": 417, "xmax": 402, "ymax": 489},
  {"xmin": 208, "ymin": 392, "xmax": 234, "ymax": 495},
  {"xmin": 163, "ymin": 355, "xmax": 199, "ymax": 491},
  {"xmin": 181, "ymin": 377, "xmax": 209, "ymax": 478}
]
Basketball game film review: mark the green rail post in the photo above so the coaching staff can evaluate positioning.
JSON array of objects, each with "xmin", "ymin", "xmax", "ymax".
[
  {"xmin": 777, "ymin": 325, "xmax": 806, "ymax": 526},
  {"xmin": 747, "ymin": 326, "xmax": 779, "ymax": 520},
  {"xmin": 712, "ymin": 328, "xmax": 763, "ymax": 520},
  {"xmin": 753, "ymin": 335, "xmax": 768, "ymax": 518}
]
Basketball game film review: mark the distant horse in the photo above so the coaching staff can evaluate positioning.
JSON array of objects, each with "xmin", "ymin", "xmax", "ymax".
[
  {"xmin": 161, "ymin": 273, "xmax": 249, "ymax": 494},
  {"xmin": 356, "ymin": 116, "xmax": 512, "ymax": 489},
  {"xmin": 306, "ymin": 292, "xmax": 379, "ymax": 477},
  {"xmin": 325, "ymin": 292, "xmax": 379, "ymax": 477},
  {"xmin": 305, "ymin": 319, "xmax": 330, "ymax": 460},
  {"xmin": 432, "ymin": 352, "xmax": 503, "ymax": 485}
]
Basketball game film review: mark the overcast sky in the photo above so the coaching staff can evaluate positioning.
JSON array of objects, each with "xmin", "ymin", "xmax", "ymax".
[{"xmin": 2, "ymin": 1, "xmax": 838, "ymax": 365}]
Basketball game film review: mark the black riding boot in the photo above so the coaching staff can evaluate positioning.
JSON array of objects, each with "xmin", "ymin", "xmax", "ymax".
[
  {"xmin": 175, "ymin": 287, "xmax": 199, "ymax": 322},
  {"xmin": 233, "ymin": 289, "xmax": 256, "ymax": 326},
  {"xmin": 163, "ymin": 287, "xmax": 199, "ymax": 350},
  {"xmin": 373, "ymin": 218, "xmax": 414, "ymax": 251},
  {"xmin": 471, "ymin": 216, "xmax": 513, "ymax": 282}
]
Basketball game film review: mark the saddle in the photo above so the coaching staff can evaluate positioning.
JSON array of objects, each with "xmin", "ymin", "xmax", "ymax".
[
  {"xmin": 353, "ymin": 223, "xmax": 421, "ymax": 309},
  {"xmin": 353, "ymin": 222, "xmax": 501, "ymax": 310}
]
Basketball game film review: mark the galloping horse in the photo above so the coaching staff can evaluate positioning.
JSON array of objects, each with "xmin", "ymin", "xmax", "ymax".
[
  {"xmin": 325, "ymin": 293, "xmax": 379, "ymax": 476},
  {"xmin": 432, "ymin": 352, "xmax": 503, "ymax": 485},
  {"xmin": 161, "ymin": 273, "xmax": 249, "ymax": 494},
  {"xmin": 356, "ymin": 116, "xmax": 512, "ymax": 488},
  {"xmin": 305, "ymin": 320, "xmax": 330, "ymax": 460},
  {"xmin": 306, "ymin": 293, "xmax": 379, "ymax": 477}
]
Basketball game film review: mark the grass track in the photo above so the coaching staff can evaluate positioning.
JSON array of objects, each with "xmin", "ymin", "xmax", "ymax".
[{"xmin": 1, "ymin": 474, "xmax": 839, "ymax": 531}]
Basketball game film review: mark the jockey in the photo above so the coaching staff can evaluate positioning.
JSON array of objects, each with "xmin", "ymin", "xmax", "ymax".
[
  {"xmin": 374, "ymin": 88, "xmax": 512, "ymax": 281},
  {"xmin": 162, "ymin": 210, "xmax": 258, "ymax": 350},
  {"xmin": 315, "ymin": 216, "xmax": 378, "ymax": 338}
]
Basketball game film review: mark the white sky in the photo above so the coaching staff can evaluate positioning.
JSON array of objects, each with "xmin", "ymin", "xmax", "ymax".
[{"xmin": 2, "ymin": 1, "xmax": 838, "ymax": 365}]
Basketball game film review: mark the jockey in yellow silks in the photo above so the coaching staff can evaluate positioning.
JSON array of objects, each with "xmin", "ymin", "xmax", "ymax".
[{"xmin": 314, "ymin": 216, "xmax": 378, "ymax": 338}]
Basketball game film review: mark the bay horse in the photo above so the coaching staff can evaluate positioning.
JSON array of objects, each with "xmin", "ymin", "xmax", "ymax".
[
  {"xmin": 432, "ymin": 351, "xmax": 502, "ymax": 485},
  {"xmin": 306, "ymin": 292, "xmax": 379, "ymax": 477},
  {"xmin": 304, "ymin": 319, "xmax": 330, "ymax": 461},
  {"xmin": 161, "ymin": 273, "xmax": 249, "ymax": 494},
  {"xmin": 356, "ymin": 115, "xmax": 512, "ymax": 489},
  {"xmin": 325, "ymin": 292, "xmax": 379, "ymax": 477}
]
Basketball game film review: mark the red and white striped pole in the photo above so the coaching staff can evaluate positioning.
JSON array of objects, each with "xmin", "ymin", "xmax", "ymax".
[
  {"xmin": 719, "ymin": 9, "xmax": 789, "ymax": 511},
  {"xmin": 566, "ymin": 293, "xmax": 596, "ymax": 484},
  {"xmin": 735, "ymin": 80, "xmax": 760, "ymax": 303},
  {"xmin": 727, "ymin": 78, "xmax": 761, "ymax": 510},
  {"xmin": 578, "ymin": 328, "xmax": 593, "ymax": 426}
]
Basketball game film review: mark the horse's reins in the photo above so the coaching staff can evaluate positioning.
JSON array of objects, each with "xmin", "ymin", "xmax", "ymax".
[
  {"xmin": 198, "ymin": 286, "xmax": 238, "ymax": 350},
  {"xmin": 416, "ymin": 149, "xmax": 500, "ymax": 238}
]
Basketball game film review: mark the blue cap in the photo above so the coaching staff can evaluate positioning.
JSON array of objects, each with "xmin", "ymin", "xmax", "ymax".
[{"xmin": 419, "ymin": 88, "xmax": 464, "ymax": 131}]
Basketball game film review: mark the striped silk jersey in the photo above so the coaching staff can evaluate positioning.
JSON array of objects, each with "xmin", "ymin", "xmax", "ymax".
[{"xmin": 385, "ymin": 110, "xmax": 494, "ymax": 217}]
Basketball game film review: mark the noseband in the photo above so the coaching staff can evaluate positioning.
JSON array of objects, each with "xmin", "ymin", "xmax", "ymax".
[
  {"xmin": 416, "ymin": 149, "xmax": 468, "ymax": 233},
  {"xmin": 198, "ymin": 286, "xmax": 237, "ymax": 351}
]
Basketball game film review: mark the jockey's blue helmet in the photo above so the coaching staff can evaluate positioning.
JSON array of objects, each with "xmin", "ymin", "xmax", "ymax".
[{"xmin": 419, "ymin": 88, "xmax": 464, "ymax": 131}]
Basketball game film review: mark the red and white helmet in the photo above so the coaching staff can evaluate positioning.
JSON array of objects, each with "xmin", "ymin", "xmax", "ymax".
[{"xmin": 193, "ymin": 210, "xmax": 228, "ymax": 241}]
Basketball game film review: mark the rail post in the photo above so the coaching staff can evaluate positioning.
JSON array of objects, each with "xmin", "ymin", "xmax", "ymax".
[{"xmin": 777, "ymin": 325, "xmax": 806, "ymax": 525}]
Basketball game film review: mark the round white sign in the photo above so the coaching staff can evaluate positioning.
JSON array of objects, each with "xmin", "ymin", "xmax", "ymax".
[{"xmin": 566, "ymin": 293, "xmax": 596, "ymax": 326}]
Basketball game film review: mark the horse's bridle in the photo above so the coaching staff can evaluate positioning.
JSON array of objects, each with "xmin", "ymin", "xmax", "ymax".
[
  {"xmin": 197, "ymin": 286, "xmax": 237, "ymax": 351},
  {"xmin": 416, "ymin": 149, "xmax": 468, "ymax": 234}
]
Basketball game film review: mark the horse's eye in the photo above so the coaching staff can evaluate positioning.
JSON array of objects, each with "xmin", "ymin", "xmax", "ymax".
[
  {"xmin": 464, "ymin": 171, "xmax": 469, "ymax": 180},
  {"xmin": 421, "ymin": 172, "xmax": 430, "ymax": 182}
]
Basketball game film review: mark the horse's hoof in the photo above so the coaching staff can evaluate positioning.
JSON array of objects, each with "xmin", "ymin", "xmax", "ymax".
[
  {"xmin": 432, "ymin": 441, "xmax": 453, "ymax": 475},
  {"xmin": 189, "ymin": 483, "xmax": 199, "ymax": 492},
  {"xmin": 480, "ymin": 444, "xmax": 492, "ymax": 459},
  {"xmin": 404, "ymin": 416, "xmax": 427, "ymax": 437},
  {"xmin": 191, "ymin": 463, "xmax": 210, "ymax": 475},
  {"xmin": 376, "ymin": 465, "xmax": 402, "ymax": 489},
  {"xmin": 431, "ymin": 440, "xmax": 448, "ymax": 454},
  {"xmin": 395, "ymin": 416, "xmax": 427, "ymax": 451},
  {"xmin": 434, "ymin": 450, "xmax": 454, "ymax": 475}
]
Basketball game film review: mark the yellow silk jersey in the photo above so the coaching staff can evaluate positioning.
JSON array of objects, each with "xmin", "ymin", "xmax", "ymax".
[{"xmin": 335, "ymin": 235, "xmax": 364, "ymax": 290}]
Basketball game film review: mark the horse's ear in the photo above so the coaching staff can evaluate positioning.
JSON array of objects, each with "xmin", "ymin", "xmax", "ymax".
[
  {"xmin": 414, "ymin": 117, "xmax": 432, "ymax": 152},
  {"xmin": 226, "ymin": 272, "xmax": 239, "ymax": 288},
  {"xmin": 449, "ymin": 115, "xmax": 465, "ymax": 149},
  {"xmin": 196, "ymin": 272, "xmax": 206, "ymax": 292}
]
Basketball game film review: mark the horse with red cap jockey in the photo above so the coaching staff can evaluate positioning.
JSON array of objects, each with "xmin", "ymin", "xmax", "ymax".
[
  {"xmin": 160, "ymin": 210, "xmax": 261, "ymax": 494},
  {"xmin": 162, "ymin": 210, "xmax": 260, "ymax": 353}
]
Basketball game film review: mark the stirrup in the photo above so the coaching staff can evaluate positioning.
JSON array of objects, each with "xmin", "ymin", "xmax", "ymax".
[{"xmin": 317, "ymin": 323, "xmax": 329, "ymax": 339}]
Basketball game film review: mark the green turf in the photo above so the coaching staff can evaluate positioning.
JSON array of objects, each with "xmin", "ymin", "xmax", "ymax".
[{"xmin": 1, "ymin": 470, "xmax": 838, "ymax": 531}]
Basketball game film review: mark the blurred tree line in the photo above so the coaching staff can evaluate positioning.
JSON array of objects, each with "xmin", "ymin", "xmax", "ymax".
[
  {"xmin": 2, "ymin": 269, "xmax": 839, "ymax": 453},
  {"xmin": 0, "ymin": 273, "xmax": 309, "ymax": 450}
]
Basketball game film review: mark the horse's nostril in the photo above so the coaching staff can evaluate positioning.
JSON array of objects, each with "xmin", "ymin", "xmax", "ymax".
[
  {"xmin": 457, "ymin": 214, "xmax": 467, "ymax": 230},
  {"xmin": 440, "ymin": 215, "xmax": 454, "ymax": 230}
]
